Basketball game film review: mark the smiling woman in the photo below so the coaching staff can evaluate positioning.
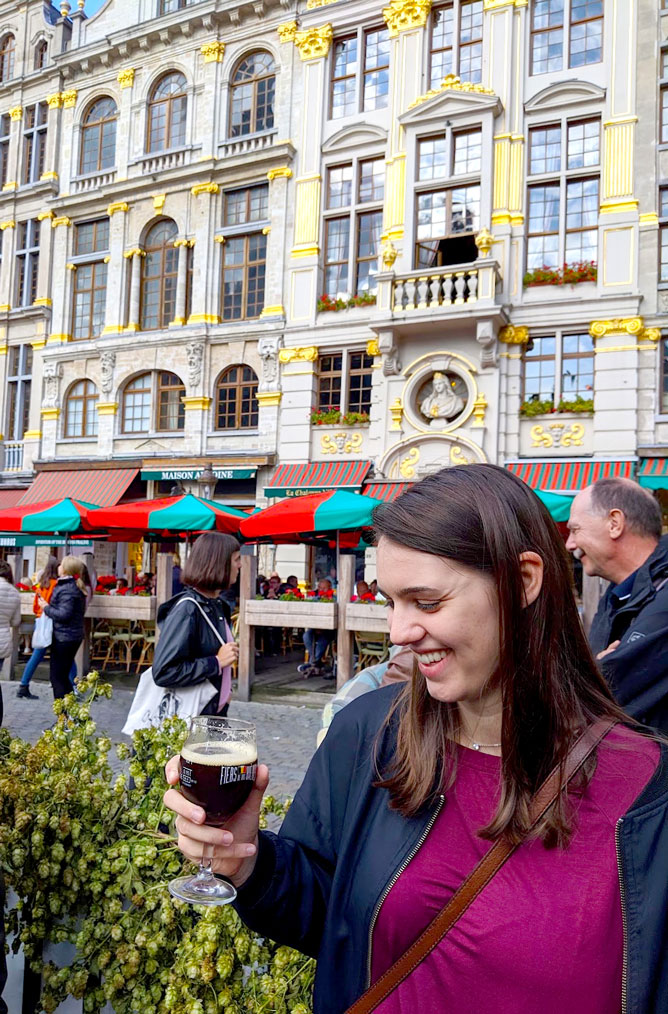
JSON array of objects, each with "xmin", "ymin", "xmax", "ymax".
[{"xmin": 163, "ymin": 464, "xmax": 668, "ymax": 1014}]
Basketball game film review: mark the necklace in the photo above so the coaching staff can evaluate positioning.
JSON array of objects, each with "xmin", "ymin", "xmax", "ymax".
[{"xmin": 470, "ymin": 740, "xmax": 502, "ymax": 751}]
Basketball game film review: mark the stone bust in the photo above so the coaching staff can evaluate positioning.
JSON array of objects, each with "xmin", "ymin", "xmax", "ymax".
[{"xmin": 419, "ymin": 372, "xmax": 465, "ymax": 428}]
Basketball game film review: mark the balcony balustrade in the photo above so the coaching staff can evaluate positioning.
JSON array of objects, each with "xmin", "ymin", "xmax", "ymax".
[
  {"xmin": 376, "ymin": 257, "xmax": 501, "ymax": 317},
  {"xmin": 3, "ymin": 442, "xmax": 24, "ymax": 471},
  {"xmin": 218, "ymin": 131, "xmax": 277, "ymax": 160},
  {"xmin": 71, "ymin": 169, "xmax": 117, "ymax": 194}
]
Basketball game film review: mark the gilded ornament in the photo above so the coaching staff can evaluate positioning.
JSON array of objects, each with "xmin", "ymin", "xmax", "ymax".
[
  {"xmin": 277, "ymin": 21, "xmax": 298, "ymax": 43},
  {"xmin": 117, "ymin": 68, "xmax": 135, "ymax": 89},
  {"xmin": 0, "ymin": 221, "xmax": 16, "ymax": 231},
  {"xmin": 472, "ymin": 393, "xmax": 487, "ymax": 427},
  {"xmin": 389, "ymin": 398, "xmax": 403, "ymax": 431},
  {"xmin": 589, "ymin": 318, "xmax": 643, "ymax": 339},
  {"xmin": 46, "ymin": 93, "xmax": 63, "ymax": 109},
  {"xmin": 294, "ymin": 24, "xmax": 333, "ymax": 60},
  {"xmin": 107, "ymin": 201, "xmax": 129, "ymax": 216},
  {"xmin": 37, "ymin": 210, "xmax": 55, "ymax": 221},
  {"xmin": 173, "ymin": 238, "xmax": 194, "ymax": 248},
  {"xmin": 643, "ymin": 328, "xmax": 661, "ymax": 342},
  {"xmin": 51, "ymin": 216, "xmax": 72, "ymax": 228},
  {"xmin": 450, "ymin": 445, "xmax": 471, "ymax": 466},
  {"xmin": 66, "ymin": 263, "xmax": 77, "ymax": 271},
  {"xmin": 153, "ymin": 194, "xmax": 166, "ymax": 212},
  {"xmin": 498, "ymin": 324, "xmax": 529, "ymax": 345},
  {"xmin": 278, "ymin": 346, "xmax": 318, "ymax": 363},
  {"xmin": 409, "ymin": 73, "xmax": 495, "ymax": 108},
  {"xmin": 321, "ymin": 431, "xmax": 363, "ymax": 455},
  {"xmin": 383, "ymin": 0, "xmax": 432, "ymax": 36},
  {"xmin": 61, "ymin": 90, "xmax": 78, "ymax": 108},
  {"xmin": 60, "ymin": 1, "xmax": 71, "ymax": 14},
  {"xmin": 191, "ymin": 182, "xmax": 220, "ymax": 196},
  {"xmin": 474, "ymin": 228, "xmax": 494, "ymax": 257},
  {"xmin": 366, "ymin": 339, "xmax": 380, "ymax": 357},
  {"xmin": 124, "ymin": 248, "xmax": 146, "ymax": 259},
  {"xmin": 9, "ymin": 107, "xmax": 23, "ymax": 121},
  {"xmin": 399, "ymin": 447, "xmax": 420, "ymax": 479},
  {"xmin": 381, "ymin": 241, "xmax": 398, "ymax": 269},
  {"xmin": 267, "ymin": 167, "xmax": 293, "ymax": 181},
  {"xmin": 201, "ymin": 41, "xmax": 226, "ymax": 63}
]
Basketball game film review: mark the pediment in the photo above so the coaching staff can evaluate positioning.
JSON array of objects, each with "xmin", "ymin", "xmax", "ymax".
[
  {"xmin": 135, "ymin": 439, "xmax": 171, "ymax": 452},
  {"xmin": 525, "ymin": 80, "xmax": 605, "ymax": 113},
  {"xmin": 400, "ymin": 85, "xmax": 502, "ymax": 128},
  {"xmin": 322, "ymin": 123, "xmax": 388, "ymax": 155}
]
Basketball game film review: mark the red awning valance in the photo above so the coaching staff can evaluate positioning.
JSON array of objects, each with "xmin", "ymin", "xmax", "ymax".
[
  {"xmin": 19, "ymin": 468, "xmax": 139, "ymax": 507},
  {"xmin": 506, "ymin": 460, "xmax": 634, "ymax": 493},
  {"xmin": 362, "ymin": 482, "xmax": 412, "ymax": 502},
  {"xmin": 264, "ymin": 460, "xmax": 371, "ymax": 497}
]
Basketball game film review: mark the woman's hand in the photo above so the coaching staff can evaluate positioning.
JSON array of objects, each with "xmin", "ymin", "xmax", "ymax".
[
  {"xmin": 37, "ymin": 595, "xmax": 48, "ymax": 610},
  {"xmin": 217, "ymin": 642, "xmax": 239, "ymax": 669},
  {"xmin": 163, "ymin": 757, "xmax": 269, "ymax": 887}
]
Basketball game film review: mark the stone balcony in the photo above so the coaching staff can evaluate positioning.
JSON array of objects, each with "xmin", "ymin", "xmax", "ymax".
[
  {"xmin": 376, "ymin": 256, "xmax": 502, "ymax": 320},
  {"xmin": 70, "ymin": 169, "xmax": 117, "ymax": 194}
]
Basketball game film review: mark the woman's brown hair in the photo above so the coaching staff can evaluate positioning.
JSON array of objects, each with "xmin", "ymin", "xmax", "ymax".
[
  {"xmin": 182, "ymin": 532, "xmax": 240, "ymax": 592},
  {"xmin": 373, "ymin": 463, "xmax": 631, "ymax": 848}
]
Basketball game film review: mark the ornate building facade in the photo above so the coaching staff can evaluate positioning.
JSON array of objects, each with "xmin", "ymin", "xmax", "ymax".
[{"xmin": 0, "ymin": 0, "xmax": 665, "ymax": 574}]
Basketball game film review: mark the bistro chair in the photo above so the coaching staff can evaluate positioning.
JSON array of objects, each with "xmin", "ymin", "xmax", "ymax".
[
  {"xmin": 135, "ymin": 620, "xmax": 156, "ymax": 673},
  {"xmin": 354, "ymin": 631, "xmax": 390, "ymax": 673}
]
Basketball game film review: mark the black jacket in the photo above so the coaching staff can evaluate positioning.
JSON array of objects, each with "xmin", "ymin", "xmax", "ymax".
[
  {"xmin": 153, "ymin": 589, "xmax": 232, "ymax": 715},
  {"xmin": 44, "ymin": 576, "xmax": 85, "ymax": 642},
  {"xmin": 589, "ymin": 535, "xmax": 668, "ymax": 732},
  {"xmin": 234, "ymin": 685, "xmax": 668, "ymax": 1014}
]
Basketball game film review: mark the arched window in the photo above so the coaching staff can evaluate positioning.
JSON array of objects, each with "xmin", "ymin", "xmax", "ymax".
[
  {"xmin": 147, "ymin": 72, "xmax": 187, "ymax": 152},
  {"xmin": 122, "ymin": 373, "xmax": 151, "ymax": 433},
  {"xmin": 0, "ymin": 35, "xmax": 14, "ymax": 83},
  {"xmin": 156, "ymin": 371, "xmax": 185, "ymax": 431},
  {"xmin": 229, "ymin": 52, "xmax": 275, "ymax": 137},
  {"xmin": 64, "ymin": 380, "xmax": 98, "ymax": 438},
  {"xmin": 215, "ymin": 365, "xmax": 258, "ymax": 430},
  {"xmin": 80, "ymin": 97, "xmax": 118, "ymax": 174},
  {"xmin": 140, "ymin": 219, "xmax": 178, "ymax": 330},
  {"xmin": 34, "ymin": 40, "xmax": 47, "ymax": 71}
]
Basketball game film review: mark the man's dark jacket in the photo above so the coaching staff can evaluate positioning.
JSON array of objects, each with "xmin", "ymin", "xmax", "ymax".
[
  {"xmin": 43, "ymin": 576, "xmax": 85, "ymax": 641},
  {"xmin": 234, "ymin": 685, "xmax": 668, "ymax": 1014},
  {"xmin": 153, "ymin": 589, "xmax": 232, "ymax": 715},
  {"xmin": 589, "ymin": 535, "xmax": 668, "ymax": 731}
]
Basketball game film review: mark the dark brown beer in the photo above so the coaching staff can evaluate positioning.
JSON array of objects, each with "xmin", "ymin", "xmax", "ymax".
[{"xmin": 180, "ymin": 742, "xmax": 258, "ymax": 826}]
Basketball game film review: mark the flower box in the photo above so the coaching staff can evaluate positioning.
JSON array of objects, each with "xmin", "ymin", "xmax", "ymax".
[
  {"xmin": 243, "ymin": 597, "xmax": 338, "ymax": 629},
  {"xmin": 523, "ymin": 262, "xmax": 597, "ymax": 287},
  {"xmin": 345, "ymin": 602, "xmax": 389, "ymax": 633},
  {"xmin": 317, "ymin": 293, "xmax": 377, "ymax": 312},
  {"xmin": 19, "ymin": 592, "xmax": 156, "ymax": 623}
]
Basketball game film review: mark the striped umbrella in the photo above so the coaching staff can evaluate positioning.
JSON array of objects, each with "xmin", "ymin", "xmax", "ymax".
[
  {"xmin": 0, "ymin": 497, "xmax": 96, "ymax": 533},
  {"xmin": 86, "ymin": 493, "xmax": 247, "ymax": 535},
  {"xmin": 239, "ymin": 489, "xmax": 381, "ymax": 542}
]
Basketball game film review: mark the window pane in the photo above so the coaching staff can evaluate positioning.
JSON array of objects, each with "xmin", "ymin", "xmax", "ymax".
[
  {"xmin": 363, "ymin": 29, "xmax": 389, "ymax": 112},
  {"xmin": 661, "ymin": 225, "xmax": 668, "ymax": 283},
  {"xmin": 451, "ymin": 185, "xmax": 480, "ymax": 233},
  {"xmin": 453, "ymin": 130, "xmax": 482, "ymax": 175},
  {"xmin": 418, "ymin": 137, "xmax": 447, "ymax": 181},
  {"xmin": 356, "ymin": 210, "xmax": 382, "ymax": 294},
  {"xmin": 327, "ymin": 165, "xmax": 353, "ymax": 209},
  {"xmin": 331, "ymin": 37, "xmax": 358, "ymax": 119},
  {"xmin": 123, "ymin": 377, "xmax": 151, "ymax": 433},
  {"xmin": 529, "ymin": 126, "xmax": 561, "ymax": 174},
  {"xmin": 523, "ymin": 337, "xmax": 556, "ymax": 403},
  {"xmin": 531, "ymin": 0, "xmax": 564, "ymax": 74},
  {"xmin": 527, "ymin": 184, "xmax": 560, "ymax": 269},
  {"xmin": 459, "ymin": 1, "xmax": 483, "ymax": 83},
  {"xmin": 417, "ymin": 191, "xmax": 447, "ymax": 241},
  {"xmin": 569, "ymin": 1, "xmax": 603, "ymax": 68},
  {"xmin": 565, "ymin": 177, "xmax": 598, "ymax": 263},
  {"xmin": 430, "ymin": 6, "xmax": 454, "ymax": 88},
  {"xmin": 324, "ymin": 218, "xmax": 350, "ymax": 298},
  {"xmin": 358, "ymin": 159, "xmax": 384, "ymax": 202},
  {"xmin": 567, "ymin": 119, "xmax": 599, "ymax": 169}
]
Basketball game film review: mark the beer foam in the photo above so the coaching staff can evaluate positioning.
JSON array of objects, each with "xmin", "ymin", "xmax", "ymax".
[{"xmin": 181, "ymin": 741, "xmax": 257, "ymax": 766}]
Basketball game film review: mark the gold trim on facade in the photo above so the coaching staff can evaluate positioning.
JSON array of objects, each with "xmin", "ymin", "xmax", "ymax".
[
  {"xmin": 191, "ymin": 182, "xmax": 220, "ymax": 196},
  {"xmin": 40, "ymin": 171, "xmax": 59, "ymax": 181},
  {"xmin": 277, "ymin": 21, "xmax": 298, "ymax": 43},
  {"xmin": 107, "ymin": 201, "xmax": 129, "ymax": 216},
  {"xmin": 96, "ymin": 402, "xmax": 119, "ymax": 415},
  {"xmin": 9, "ymin": 107, "xmax": 22, "ymax": 121},
  {"xmin": 47, "ymin": 333, "xmax": 71, "ymax": 344},
  {"xmin": 499, "ymin": 324, "xmax": 529, "ymax": 344},
  {"xmin": 153, "ymin": 194, "xmax": 166, "ymax": 212},
  {"xmin": 182, "ymin": 397, "xmax": 212, "ymax": 411},
  {"xmin": 61, "ymin": 90, "xmax": 78, "ymax": 108},
  {"xmin": 366, "ymin": 339, "xmax": 380, "ymax": 357},
  {"xmin": 389, "ymin": 398, "xmax": 403, "ymax": 431},
  {"xmin": 255, "ymin": 391, "xmax": 283, "ymax": 406},
  {"xmin": 52, "ymin": 216, "xmax": 72, "ymax": 228},
  {"xmin": 117, "ymin": 68, "xmax": 135, "ymax": 89},
  {"xmin": 259, "ymin": 305, "xmax": 285, "ymax": 317},
  {"xmin": 409, "ymin": 72, "xmax": 495, "ymax": 108},
  {"xmin": 0, "ymin": 221, "xmax": 16, "ymax": 231},
  {"xmin": 23, "ymin": 431, "xmax": 42, "ymax": 440},
  {"xmin": 383, "ymin": 0, "xmax": 432, "ymax": 36},
  {"xmin": 267, "ymin": 167, "xmax": 293, "ymax": 181},
  {"xmin": 37, "ymin": 210, "xmax": 55, "ymax": 221},
  {"xmin": 187, "ymin": 313, "xmax": 221, "ymax": 324},
  {"xmin": 278, "ymin": 346, "xmax": 318, "ymax": 363},
  {"xmin": 1, "ymin": 182, "xmax": 17, "ymax": 191},
  {"xmin": 124, "ymin": 248, "xmax": 145, "ymax": 259},
  {"xmin": 294, "ymin": 24, "xmax": 333, "ymax": 60},
  {"xmin": 41, "ymin": 407, "xmax": 60, "ymax": 420},
  {"xmin": 47, "ymin": 93, "xmax": 63, "ymax": 109},
  {"xmin": 201, "ymin": 41, "xmax": 226, "ymax": 63},
  {"xmin": 33, "ymin": 298, "xmax": 52, "ymax": 307},
  {"xmin": 474, "ymin": 228, "xmax": 494, "ymax": 256}
]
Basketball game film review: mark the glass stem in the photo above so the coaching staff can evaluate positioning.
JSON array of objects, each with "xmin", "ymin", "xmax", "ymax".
[{"xmin": 197, "ymin": 843, "xmax": 214, "ymax": 880}]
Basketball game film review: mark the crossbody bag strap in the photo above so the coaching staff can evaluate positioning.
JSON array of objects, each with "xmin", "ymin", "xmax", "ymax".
[
  {"xmin": 346, "ymin": 717, "xmax": 616, "ymax": 1014},
  {"xmin": 177, "ymin": 597, "xmax": 227, "ymax": 647}
]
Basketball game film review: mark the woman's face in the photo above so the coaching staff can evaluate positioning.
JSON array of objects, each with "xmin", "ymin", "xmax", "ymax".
[
  {"xmin": 229, "ymin": 551, "xmax": 241, "ymax": 586},
  {"xmin": 57, "ymin": 563, "xmax": 64, "ymax": 577},
  {"xmin": 377, "ymin": 537, "xmax": 500, "ymax": 705}
]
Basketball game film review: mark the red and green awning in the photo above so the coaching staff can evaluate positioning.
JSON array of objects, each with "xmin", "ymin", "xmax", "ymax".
[
  {"xmin": 86, "ymin": 494, "xmax": 247, "ymax": 534},
  {"xmin": 362, "ymin": 481, "xmax": 412, "ymax": 502},
  {"xmin": 240, "ymin": 489, "xmax": 381, "ymax": 541},
  {"xmin": 0, "ymin": 497, "xmax": 96, "ymax": 533},
  {"xmin": 20, "ymin": 467, "xmax": 138, "ymax": 506},
  {"xmin": 637, "ymin": 459, "xmax": 668, "ymax": 490},
  {"xmin": 264, "ymin": 460, "xmax": 371, "ymax": 497},
  {"xmin": 506, "ymin": 460, "xmax": 635, "ymax": 493}
]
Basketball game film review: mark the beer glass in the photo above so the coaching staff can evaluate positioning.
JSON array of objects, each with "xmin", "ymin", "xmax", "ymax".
[{"xmin": 168, "ymin": 716, "xmax": 257, "ymax": 905}]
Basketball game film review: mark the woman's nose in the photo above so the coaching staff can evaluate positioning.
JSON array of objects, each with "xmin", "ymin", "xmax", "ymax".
[{"xmin": 387, "ymin": 605, "xmax": 424, "ymax": 647}]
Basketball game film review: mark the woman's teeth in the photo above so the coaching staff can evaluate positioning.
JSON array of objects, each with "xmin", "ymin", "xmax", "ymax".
[{"xmin": 417, "ymin": 650, "xmax": 450, "ymax": 663}]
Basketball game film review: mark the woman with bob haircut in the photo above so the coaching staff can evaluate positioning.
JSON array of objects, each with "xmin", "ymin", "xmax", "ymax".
[
  {"xmin": 164, "ymin": 465, "xmax": 668, "ymax": 1013},
  {"xmin": 153, "ymin": 531, "xmax": 240, "ymax": 717}
]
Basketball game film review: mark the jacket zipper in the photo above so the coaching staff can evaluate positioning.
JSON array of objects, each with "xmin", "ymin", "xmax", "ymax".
[
  {"xmin": 365, "ymin": 794, "xmax": 445, "ymax": 988},
  {"xmin": 615, "ymin": 818, "xmax": 628, "ymax": 1014}
]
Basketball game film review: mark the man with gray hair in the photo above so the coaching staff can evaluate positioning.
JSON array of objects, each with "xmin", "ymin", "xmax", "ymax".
[{"xmin": 566, "ymin": 478, "xmax": 668, "ymax": 731}]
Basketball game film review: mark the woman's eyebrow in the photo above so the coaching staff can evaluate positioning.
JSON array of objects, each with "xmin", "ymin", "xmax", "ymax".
[{"xmin": 387, "ymin": 586, "xmax": 441, "ymax": 596}]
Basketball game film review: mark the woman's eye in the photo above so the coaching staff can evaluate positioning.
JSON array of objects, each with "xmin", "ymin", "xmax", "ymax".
[{"xmin": 416, "ymin": 601, "xmax": 441, "ymax": 612}]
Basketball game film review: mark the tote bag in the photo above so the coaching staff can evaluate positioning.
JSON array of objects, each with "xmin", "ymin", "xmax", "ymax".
[
  {"xmin": 32, "ymin": 612, "xmax": 53, "ymax": 650},
  {"xmin": 122, "ymin": 597, "xmax": 230, "ymax": 737}
]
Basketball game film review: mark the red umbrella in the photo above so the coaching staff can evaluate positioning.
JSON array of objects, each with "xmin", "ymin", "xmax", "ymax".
[
  {"xmin": 239, "ymin": 490, "xmax": 380, "ymax": 543},
  {"xmin": 86, "ymin": 493, "xmax": 246, "ymax": 535},
  {"xmin": 0, "ymin": 497, "xmax": 95, "ymax": 533}
]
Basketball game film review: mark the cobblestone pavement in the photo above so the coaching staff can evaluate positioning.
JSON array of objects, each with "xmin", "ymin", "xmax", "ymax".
[{"xmin": 1, "ymin": 679, "xmax": 322, "ymax": 800}]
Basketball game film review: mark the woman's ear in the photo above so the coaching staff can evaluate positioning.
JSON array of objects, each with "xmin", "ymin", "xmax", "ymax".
[{"xmin": 519, "ymin": 551, "xmax": 544, "ymax": 607}]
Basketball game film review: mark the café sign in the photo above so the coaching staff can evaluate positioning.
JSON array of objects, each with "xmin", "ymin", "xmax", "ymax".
[{"xmin": 141, "ymin": 468, "xmax": 256, "ymax": 481}]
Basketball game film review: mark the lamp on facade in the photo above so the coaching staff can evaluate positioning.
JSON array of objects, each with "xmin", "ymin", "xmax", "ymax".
[{"xmin": 197, "ymin": 462, "xmax": 217, "ymax": 501}]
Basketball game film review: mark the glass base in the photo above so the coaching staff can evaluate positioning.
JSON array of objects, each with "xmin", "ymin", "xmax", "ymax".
[{"xmin": 168, "ymin": 873, "xmax": 237, "ymax": 906}]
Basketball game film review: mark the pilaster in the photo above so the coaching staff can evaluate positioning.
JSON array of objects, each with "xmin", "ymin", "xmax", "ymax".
[
  {"xmin": 35, "ymin": 211, "xmax": 55, "ymax": 308},
  {"xmin": 103, "ymin": 202, "xmax": 129, "ymax": 333},
  {"xmin": 189, "ymin": 184, "xmax": 220, "ymax": 324},
  {"xmin": 43, "ymin": 93, "xmax": 63, "ymax": 184},
  {"xmin": 171, "ymin": 239, "xmax": 193, "ymax": 326},
  {"xmin": 48, "ymin": 218, "xmax": 72, "ymax": 343},
  {"xmin": 58, "ymin": 91, "xmax": 78, "ymax": 194},
  {"xmin": 261, "ymin": 169, "xmax": 292, "ymax": 318},
  {"xmin": 199, "ymin": 43, "xmax": 225, "ymax": 159},
  {"xmin": 277, "ymin": 346, "xmax": 318, "ymax": 459},
  {"xmin": 96, "ymin": 402, "xmax": 118, "ymax": 458},
  {"xmin": 126, "ymin": 249, "xmax": 145, "ymax": 331},
  {"xmin": 116, "ymin": 69, "xmax": 136, "ymax": 176},
  {"xmin": 4, "ymin": 107, "xmax": 23, "ymax": 193},
  {"xmin": 0, "ymin": 222, "xmax": 15, "ymax": 308}
]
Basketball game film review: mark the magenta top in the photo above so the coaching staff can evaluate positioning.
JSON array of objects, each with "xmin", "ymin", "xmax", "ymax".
[{"xmin": 371, "ymin": 725, "xmax": 659, "ymax": 1013}]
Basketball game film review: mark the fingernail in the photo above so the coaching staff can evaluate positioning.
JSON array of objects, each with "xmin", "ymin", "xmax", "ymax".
[
  {"xmin": 221, "ymin": 832, "xmax": 233, "ymax": 844},
  {"xmin": 191, "ymin": 809, "xmax": 204, "ymax": 823},
  {"xmin": 244, "ymin": 845, "xmax": 256, "ymax": 856}
]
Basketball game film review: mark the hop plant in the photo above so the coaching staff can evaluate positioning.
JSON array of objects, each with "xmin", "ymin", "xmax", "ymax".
[{"xmin": 0, "ymin": 671, "xmax": 315, "ymax": 1013}]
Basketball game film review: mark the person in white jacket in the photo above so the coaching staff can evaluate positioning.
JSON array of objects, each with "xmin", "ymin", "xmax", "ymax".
[{"xmin": 0, "ymin": 559, "xmax": 21, "ymax": 726}]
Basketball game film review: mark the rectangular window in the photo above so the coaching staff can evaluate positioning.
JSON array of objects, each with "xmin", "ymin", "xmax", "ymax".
[
  {"xmin": 71, "ymin": 219, "xmax": 109, "ymax": 340},
  {"xmin": 430, "ymin": 1, "xmax": 483, "ymax": 89},
  {"xmin": 521, "ymin": 332, "xmax": 594, "ymax": 409},
  {"xmin": 0, "ymin": 114, "xmax": 10, "ymax": 188},
  {"xmin": 453, "ymin": 129, "xmax": 482, "ymax": 175},
  {"xmin": 663, "ymin": 337, "xmax": 668, "ymax": 414},
  {"xmin": 526, "ymin": 117, "xmax": 600, "ymax": 272},
  {"xmin": 418, "ymin": 137, "xmax": 447, "ymax": 181},
  {"xmin": 660, "ymin": 188, "xmax": 668, "ymax": 284},
  {"xmin": 5, "ymin": 344, "xmax": 32, "ymax": 441},
  {"xmin": 415, "ymin": 185, "xmax": 480, "ymax": 268},
  {"xmin": 323, "ymin": 157, "xmax": 384, "ymax": 299},
  {"xmin": 316, "ymin": 349, "xmax": 373, "ymax": 415},
  {"xmin": 662, "ymin": 87, "xmax": 668, "ymax": 145},
  {"xmin": 531, "ymin": 0, "xmax": 602, "ymax": 74},
  {"xmin": 221, "ymin": 184, "xmax": 269, "ymax": 320},
  {"xmin": 22, "ymin": 102, "xmax": 47, "ymax": 185},
  {"xmin": 15, "ymin": 219, "xmax": 40, "ymax": 307},
  {"xmin": 330, "ymin": 27, "xmax": 389, "ymax": 119}
]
